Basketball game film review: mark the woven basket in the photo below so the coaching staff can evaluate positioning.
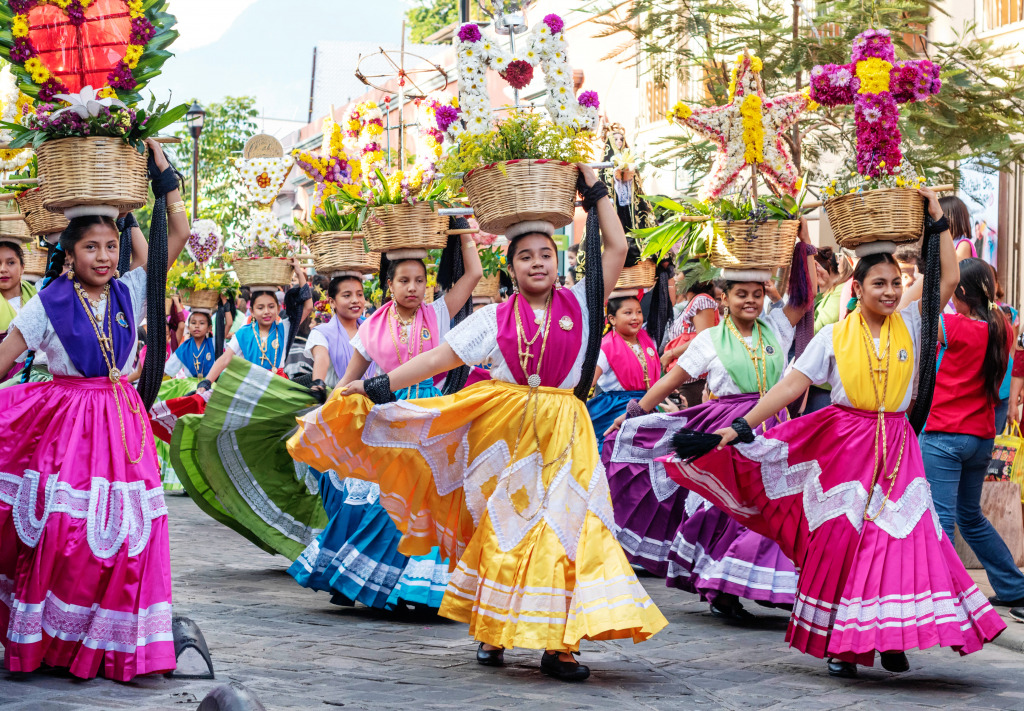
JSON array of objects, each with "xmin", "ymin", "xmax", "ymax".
[
  {"xmin": 0, "ymin": 199, "xmax": 30, "ymax": 243},
  {"xmin": 824, "ymin": 188, "xmax": 925, "ymax": 249},
  {"xmin": 464, "ymin": 160, "xmax": 578, "ymax": 235},
  {"xmin": 616, "ymin": 260, "xmax": 656, "ymax": 290},
  {"xmin": 708, "ymin": 220, "xmax": 799, "ymax": 271},
  {"xmin": 309, "ymin": 231, "xmax": 380, "ymax": 275},
  {"xmin": 16, "ymin": 187, "xmax": 68, "ymax": 236},
  {"xmin": 363, "ymin": 203, "xmax": 448, "ymax": 254},
  {"xmin": 232, "ymin": 257, "xmax": 295, "ymax": 289},
  {"xmin": 472, "ymin": 273, "xmax": 501, "ymax": 301},
  {"xmin": 22, "ymin": 247, "xmax": 47, "ymax": 276},
  {"xmin": 182, "ymin": 288, "xmax": 220, "ymax": 311},
  {"xmin": 37, "ymin": 137, "xmax": 149, "ymax": 214}
]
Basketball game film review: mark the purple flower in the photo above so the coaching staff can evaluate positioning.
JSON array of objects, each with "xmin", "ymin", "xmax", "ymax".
[
  {"xmin": 578, "ymin": 90, "xmax": 599, "ymax": 109},
  {"xmin": 107, "ymin": 62, "xmax": 136, "ymax": 90},
  {"xmin": 851, "ymin": 29, "xmax": 895, "ymax": 64},
  {"xmin": 67, "ymin": 1, "xmax": 86, "ymax": 26},
  {"xmin": 8, "ymin": 0, "xmax": 33, "ymax": 13},
  {"xmin": 543, "ymin": 14, "xmax": 564, "ymax": 34},
  {"xmin": 457, "ymin": 24, "xmax": 481, "ymax": 43},
  {"xmin": 809, "ymin": 63, "xmax": 856, "ymax": 107},
  {"xmin": 38, "ymin": 79, "xmax": 67, "ymax": 103},
  {"xmin": 435, "ymin": 104, "xmax": 460, "ymax": 132},
  {"xmin": 10, "ymin": 38, "xmax": 33, "ymax": 64},
  {"xmin": 130, "ymin": 17, "xmax": 156, "ymax": 45}
]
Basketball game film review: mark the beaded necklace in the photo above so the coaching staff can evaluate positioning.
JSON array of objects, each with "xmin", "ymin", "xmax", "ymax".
[
  {"xmin": 724, "ymin": 315, "xmax": 769, "ymax": 396},
  {"xmin": 617, "ymin": 331, "xmax": 652, "ymax": 389},
  {"xmin": 250, "ymin": 321, "xmax": 281, "ymax": 370}
]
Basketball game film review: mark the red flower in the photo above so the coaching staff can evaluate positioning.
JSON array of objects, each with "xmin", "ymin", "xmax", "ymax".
[{"xmin": 502, "ymin": 60, "xmax": 534, "ymax": 90}]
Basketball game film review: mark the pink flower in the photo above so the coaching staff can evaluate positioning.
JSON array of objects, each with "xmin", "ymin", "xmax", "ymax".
[
  {"xmin": 543, "ymin": 14, "xmax": 564, "ymax": 35},
  {"xmin": 458, "ymin": 24, "xmax": 482, "ymax": 43},
  {"xmin": 435, "ymin": 104, "xmax": 460, "ymax": 132},
  {"xmin": 502, "ymin": 60, "xmax": 534, "ymax": 90},
  {"xmin": 578, "ymin": 91, "xmax": 599, "ymax": 109}
]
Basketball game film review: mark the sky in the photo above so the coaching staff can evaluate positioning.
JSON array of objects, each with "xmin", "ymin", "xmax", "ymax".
[{"xmin": 148, "ymin": 0, "xmax": 408, "ymax": 133}]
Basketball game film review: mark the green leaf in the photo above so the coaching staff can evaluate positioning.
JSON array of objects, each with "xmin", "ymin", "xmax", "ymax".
[{"xmin": 146, "ymin": 29, "xmax": 179, "ymax": 52}]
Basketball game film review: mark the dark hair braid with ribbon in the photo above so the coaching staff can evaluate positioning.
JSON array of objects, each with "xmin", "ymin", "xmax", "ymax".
[
  {"xmin": 137, "ymin": 153, "xmax": 184, "ymax": 411},
  {"xmin": 574, "ymin": 176, "xmax": 608, "ymax": 402},
  {"xmin": 439, "ymin": 216, "xmax": 472, "ymax": 394},
  {"xmin": 645, "ymin": 259, "xmax": 673, "ymax": 346},
  {"xmin": 908, "ymin": 213, "xmax": 945, "ymax": 434}
]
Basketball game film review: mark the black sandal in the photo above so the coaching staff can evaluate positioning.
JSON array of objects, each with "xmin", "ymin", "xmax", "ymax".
[{"xmin": 540, "ymin": 651, "xmax": 590, "ymax": 682}]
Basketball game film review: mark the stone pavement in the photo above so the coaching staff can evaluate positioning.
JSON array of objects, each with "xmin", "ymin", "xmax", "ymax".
[{"xmin": 4, "ymin": 495, "xmax": 1024, "ymax": 711}]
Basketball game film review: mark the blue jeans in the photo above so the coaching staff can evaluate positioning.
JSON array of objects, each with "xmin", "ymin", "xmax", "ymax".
[
  {"xmin": 995, "ymin": 397, "xmax": 1009, "ymax": 436},
  {"xmin": 920, "ymin": 431, "xmax": 1024, "ymax": 600}
]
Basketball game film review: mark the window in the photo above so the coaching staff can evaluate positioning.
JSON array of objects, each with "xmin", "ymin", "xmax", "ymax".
[{"xmin": 983, "ymin": 0, "xmax": 1024, "ymax": 30}]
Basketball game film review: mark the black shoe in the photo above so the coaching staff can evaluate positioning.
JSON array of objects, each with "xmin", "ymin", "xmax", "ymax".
[
  {"xmin": 709, "ymin": 598, "xmax": 755, "ymax": 621},
  {"xmin": 827, "ymin": 658, "xmax": 857, "ymax": 678},
  {"xmin": 879, "ymin": 651, "xmax": 909, "ymax": 673},
  {"xmin": 988, "ymin": 595, "xmax": 1024, "ymax": 607},
  {"xmin": 476, "ymin": 643, "xmax": 504, "ymax": 667},
  {"xmin": 540, "ymin": 651, "xmax": 590, "ymax": 682},
  {"xmin": 1009, "ymin": 607, "xmax": 1024, "ymax": 623}
]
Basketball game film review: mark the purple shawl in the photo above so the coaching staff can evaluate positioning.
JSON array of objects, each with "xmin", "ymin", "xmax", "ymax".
[
  {"xmin": 496, "ymin": 288, "xmax": 582, "ymax": 388},
  {"xmin": 39, "ymin": 276, "xmax": 136, "ymax": 378},
  {"xmin": 313, "ymin": 317, "xmax": 374, "ymax": 378}
]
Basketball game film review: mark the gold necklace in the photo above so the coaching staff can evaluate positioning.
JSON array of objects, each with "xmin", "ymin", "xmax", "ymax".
[
  {"xmin": 192, "ymin": 337, "xmax": 208, "ymax": 375},
  {"xmin": 72, "ymin": 279, "xmax": 147, "ymax": 463},
  {"xmin": 388, "ymin": 305, "xmax": 424, "ymax": 366},
  {"xmin": 620, "ymin": 332, "xmax": 652, "ymax": 389},
  {"xmin": 513, "ymin": 291, "xmax": 553, "ymax": 389},
  {"xmin": 856, "ymin": 312, "xmax": 907, "ymax": 521},
  {"xmin": 725, "ymin": 315, "xmax": 770, "ymax": 396},
  {"xmin": 391, "ymin": 306, "xmax": 418, "ymax": 344},
  {"xmin": 251, "ymin": 321, "xmax": 279, "ymax": 369}
]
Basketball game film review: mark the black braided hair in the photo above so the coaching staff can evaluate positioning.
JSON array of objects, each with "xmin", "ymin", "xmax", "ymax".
[
  {"xmin": 283, "ymin": 283, "xmax": 311, "ymax": 355},
  {"xmin": 137, "ymin": 195, "xmax": 168, "ymax": 411},
  {"xmin": 909, "ymin": 226, "xmax": 943, "ymax": 434},
  {"xmin": 440, "ymin": 216, "xmax": 472, "ymax": 395},
  {"xmin": 213, "ymin": 292, "xmax": 236, "ymax": 357},
  {"xmin": 574, "ymin": 207, "xmax": 604, "ymax": 402},
  {"xmin": 116, "ymin": 212, "xmax": 137, "ymax": 275},
  {"xmin": 645, "ymin": 259, "xmax": 673, "ymax": 345},
  {"xmin": 18, "ymin": 240, "xmax": 63, "ymax": 384}
]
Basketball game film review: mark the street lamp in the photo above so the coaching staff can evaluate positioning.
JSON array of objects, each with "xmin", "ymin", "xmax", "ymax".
[{"xmin": 184, "ymin": 101, "xmax": 206, "ymax": 223}]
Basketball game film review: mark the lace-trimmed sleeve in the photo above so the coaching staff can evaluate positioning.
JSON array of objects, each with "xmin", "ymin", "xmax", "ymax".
[
  {"xmin": 119, "ymin": 267, "xmax": 148, "ymax": 326},
  {"xmin": 10, "ymin": 294, "xmax": 48, "ymax": 351},
  {"xmin": 676, "ymin": 328, "xmax": 716, "ymax": 379},
  {"xmin": 445, "ymin": 304, "xmax": 499, "ymax": 366}
]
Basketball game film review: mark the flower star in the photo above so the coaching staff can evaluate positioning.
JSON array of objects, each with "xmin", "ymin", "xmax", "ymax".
[
  {"xmin": 51, "ymin": 85, "xmax": 127, "ymax": 119},
  {"xmin": 669, "ymin": 53, "xmax": 809, "ymax": 201}
]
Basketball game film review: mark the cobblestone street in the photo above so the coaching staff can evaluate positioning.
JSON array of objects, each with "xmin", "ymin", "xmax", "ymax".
[{"xmin": 3, "ymin": 495, "xmax": 1024, "ymax": 710}]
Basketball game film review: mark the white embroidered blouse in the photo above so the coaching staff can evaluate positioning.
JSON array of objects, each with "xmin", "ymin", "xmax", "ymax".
[
  {"xmin": 446, "ymin": 279, "xmax": 590, "ymax": 390},
  {"xmin": 11, "ymin": 268, "xmax": 147, "ymax": 377}
]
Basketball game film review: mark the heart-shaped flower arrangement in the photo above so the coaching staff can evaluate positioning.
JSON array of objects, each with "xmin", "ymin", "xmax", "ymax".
[
  {"xmin": 0, "ymin": 0, "xmax": 178, "ymax": 103},
  {"xmin": 187, "ymin": 219, "xmax": 223, "ymax": 266}
]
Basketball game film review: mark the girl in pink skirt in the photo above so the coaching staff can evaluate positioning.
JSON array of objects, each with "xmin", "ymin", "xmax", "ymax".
[
  {"xmin": 0, "ymin": 140, "xmax": 191, "ymax": 680},
  {"xmin": 663, "ymin": 188, "xmax": 1005, "ymax": 677}
]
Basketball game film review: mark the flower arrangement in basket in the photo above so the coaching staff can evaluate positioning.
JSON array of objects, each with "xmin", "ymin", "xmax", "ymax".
[
  {"xmin": 296, "ymin": 197, "xmax": 379, "ymax": 278},
  {"xmin": 0, "ymin": 65, "xmax": 34, "ymax": 174},
  {"xmin": 471, "ymin": 230, "xmax": 505, "ymax": 302},
  {"xmin": 20, "ymin": 238, "xmax": 47, "ymax": 281},
  {"xmin": 653, "ymin": 51, "xmax": 809, "ymax": 281},
  {"xmin": 810, "ymin": 28, "xmax": 943, "ymax": 255},
  {"xmin": 167, "ymin": 260, "xmax": 238, "ymax": 313},
  {"xmin": 293, "ymin": 112, "xmax": 361, "ymax": 215},
  {"xmin": 355, "ymin": 165, "xmax": 452, "ymax": 256}
]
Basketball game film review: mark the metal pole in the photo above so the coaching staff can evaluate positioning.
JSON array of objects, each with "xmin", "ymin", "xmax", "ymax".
[
  {"xmin": 398, "ymin": 20, "xmax": 406, "ymax": 168},
  {"xmin": 191, "ymin": 133, "xmax": 199, "ymax": 223}
]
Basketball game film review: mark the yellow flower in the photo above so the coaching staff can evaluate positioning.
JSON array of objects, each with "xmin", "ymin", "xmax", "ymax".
[
  {"xmin": 740, "ymin": 94, "xmax": 764, "ymax": 164},
  {"xmin": 666, "ymin": 101, "xmax": 691, "ymax": 122},
  {"xmin": 98, "ymin": 86, "xmax": 118, "ymax": 99},
  {"xmin": 895, "ymin": 177, "xmax": 905, "ymax": 187},
  {"xmin": 825, "ymin": 186, "xmax": 836, "ymax": 196},
  {"xmin": 450, "ymin": 96, "xmax": 459, "ymax": 109},
  {"xmin": 24, "ymin": 58, "xmax": 42, "ymax": 74},
  {"xmin": 855, "ymin": 57, "xmax": 893, "ymax": 95},
  {"xmin": 12, "ymin": 14, "xmax": 29, "ymax": 38},
  {"xmin": 125, "ymin": 44, "xmax": 144, "ymax": 69},
  {"xmin": 802, "ymin": 87, "xmax": 819, "ymax": 112}
]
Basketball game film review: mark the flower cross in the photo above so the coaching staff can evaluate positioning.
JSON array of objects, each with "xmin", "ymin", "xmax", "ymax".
[
  {"xmin": 667, "ymin": 52, "xmax": 809, "ymax": 201},
  {"xmin": 809, "ymin": 28, "xmax": 941, "ymax": 178}
]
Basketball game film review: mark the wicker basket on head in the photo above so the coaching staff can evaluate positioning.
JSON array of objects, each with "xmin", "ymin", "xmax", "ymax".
[
  {"xmin": 472, "ymin": 273, "xmax": 501, "ymax": 302},
  {"xmin": 0, "ymin": 199, "xmax": 30, "ymax": 243},
  {"xmin": 708, "ymin": 220, "xmax": 799, "ymax": 272},
  {"xmin": 16, "ymin": 187, "xmax": 68, "ymax": 237},
  {"xmin": 37, "ymin": 137, "xmax": 149, "ymax": 214},
  {"xmin": 182, "ymin": 288, "xmax": 220, "ymax": 312},
  {"xmin": 22, "ymin": 246, "xmax": 48, "ymax": 277},
  {"xmin": 464, "ymin": 160, "xmax": 578, "ymax": 235},
  {"xmin": 616, "ymin": 260, "xmax": 656, "ymax": 290},
  {"xmin": 309, "ymin": 231, "xmax": 380, "ymax": 275},
  {"xmin": 824, "ymin": 188, "xmax": 924, "ymax": 250},
  {"xmin": 232, "ymin": 257, "xmax": 295, "ymax": 290},
  {"xmin": 363, "ymin": 203, "xmax": 448, "ymax": 254}
]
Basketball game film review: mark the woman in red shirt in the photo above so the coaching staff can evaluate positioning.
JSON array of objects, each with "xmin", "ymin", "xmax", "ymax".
[{"xmin": 920, "ymin": 258, "xmax": 1024, "ymax": 606}]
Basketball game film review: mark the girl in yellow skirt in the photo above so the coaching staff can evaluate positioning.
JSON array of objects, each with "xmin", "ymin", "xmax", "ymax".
[{"xmin": 288, "ymin": 165, "xmax": 667, "ymax": 681}]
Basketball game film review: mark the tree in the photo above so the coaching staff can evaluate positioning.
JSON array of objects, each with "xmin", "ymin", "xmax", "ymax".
[
  {"xmin": 406, "ymin": 0, "xmax": 459, "ymax": 43},
  {"xmin": 589, "ymin": 0, "xmax": 1024, "ymax": 195}
]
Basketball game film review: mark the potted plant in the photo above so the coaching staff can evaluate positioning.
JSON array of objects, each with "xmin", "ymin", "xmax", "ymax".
[{"xmin": 471, "ymin": 232, "xmax": 505, "ymax": 302}]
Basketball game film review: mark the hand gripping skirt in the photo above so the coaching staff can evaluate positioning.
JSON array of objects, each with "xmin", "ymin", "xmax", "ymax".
[
  {"xmin": 150, "ymin": 377, "xmax": 208, "ymax": 492},
  {"xmin": 288, "ymin": 379, "xmax": 668, "ymax": 651},
  {"xmin": 662, "ymin": 405, "xmax": 1006, "ymax": 665},
  {"xmin": 170, "ymin": 358, "xmax": 327, "ymax": 560},
  {"xmin": 0, "ymin": 376, "xmax": 174, "ymax": 680},
  {"xmin": 603, "ymin": 393, "xmax": 796, "ymax": 605}
]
